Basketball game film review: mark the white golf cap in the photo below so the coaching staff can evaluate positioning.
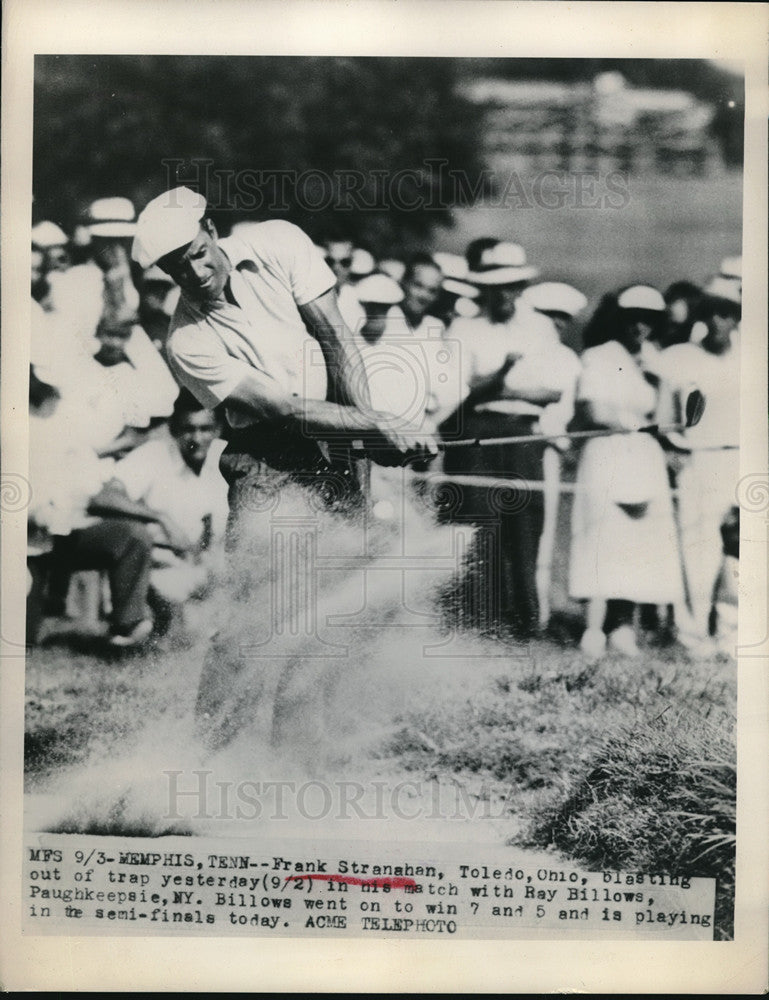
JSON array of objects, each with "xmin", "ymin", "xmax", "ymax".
[
  {"xmin": 378, "ymin": 258, "xmax": 406, "ymax": 283},
  {"xmin": 617, "ymin": 285, "xmax": 666, "ymax": 311},
  {"xmin": 132, "ymin": 187, "xmax": 207, "ymax": 268},
  {"xmin": 719, "ymin": 255, "xmax": 742, "ymax": 279},
  {"xmin": 467, "ymin": 242, "xmax": 539, "ymax": 285},
  {"xmin": 350, "ymin": 248, "xmax": 375, "ymax": 277},
  {"xmin": 354, "ymin": 273, "xmax": 404, "ymax": 305},
  {"xmin": 32, "ymin": 220, "xmax": 69, "ymax": 248},
  {"xmin": 442, "ymin": 277, "xmax": 480, "ymax": 299},
  {"xmin": 522, "ymin": 281, "xmax": 587, "ymax": 317},
  {"xmin": 703, "ymin": 274, "xmax": 742, "ymax": 305},
  {"xmin": 432, "ymin": 252, "xmax": 468, "ymax": 280},
  {"xmin": 86, "ymin": 197, "xmax": 137, "ymax": 237},
  {"xmin": 432, "ymin": 252, "xmax": 480, "ymax": 298}
]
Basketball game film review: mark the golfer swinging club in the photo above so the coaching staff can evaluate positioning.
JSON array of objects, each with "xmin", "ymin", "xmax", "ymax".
[{"xmin": 132, "ymin": 187, "xmax": 438, "ymax": 747}]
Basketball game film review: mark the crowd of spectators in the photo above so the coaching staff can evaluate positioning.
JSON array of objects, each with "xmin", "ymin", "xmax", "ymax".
[{"xmin": 27, "ymin": 195, "xmax": 742, "ymax": 659}]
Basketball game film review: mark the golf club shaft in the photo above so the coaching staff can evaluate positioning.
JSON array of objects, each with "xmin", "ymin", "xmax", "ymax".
[{"xmin": 439, "ymin": 419, "xmax": 693, "ymax": 450}]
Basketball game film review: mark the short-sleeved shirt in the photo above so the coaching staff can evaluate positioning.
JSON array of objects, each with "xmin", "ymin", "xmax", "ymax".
[
  {"xmin": 60, "ymin": 343, "xmax": 177, "ymax": 454},
  {"xmin": 166, "ymin": 221, "xmax": 336, "ymax": 428},
  {"xmin": 654, "ymin": 341, "xmax": 739, "ymax": 449},
  {"xmin": 448, "ymin": 304, "xmax": 564, "ymax": 418}
]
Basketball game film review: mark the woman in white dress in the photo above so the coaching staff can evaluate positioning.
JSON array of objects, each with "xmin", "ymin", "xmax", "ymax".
[{"xmin": 570, "ymin": 285, "xmax": 684, "ymax": 659}]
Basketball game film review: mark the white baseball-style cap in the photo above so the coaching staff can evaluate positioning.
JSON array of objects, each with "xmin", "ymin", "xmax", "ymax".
[
  {"xmin": 354, "ymin": 273, "xmax": 404, "ymax": 305},
  {"xmin": 522, "ymin": 282, "xmax": 588, "ymax": 317},
  {"xmin": 466, "ymin": 242, "xmax": 539, "ymax": 285},
  {"xmin": 432, "ymin": 252, "xmax": 467, "ymax": 279},
  {"xmin": 32, "ymin": 220, "xmax": 69, "ymax": 248},
  {"xmin": 350, "ymin": 248, "xmax": 375, "ymax": 278},
  {"xmin": 432, "ymin": 252, "xmax": 480, "ymax": 299},
  {"xmin": 378, "ymin": 258, "xmax": 406, "ymax": 283},
  {"xmin": 617, "ymin": 285, "xmax": 666, "ymax": 311},
  {"xmin": 719, "ymin": 255, "xmax": 742, "ymax": 280},
  {"xmin": 86, "ymin": 197, "xmax": 137, "ymax": 237},
  {"xmin": 703, "ymin": 274, "xmax": 742, "ymax": 305},
  {"xmin": 132, "ymin": 187, "xmax": 207, "ymax": 268}
]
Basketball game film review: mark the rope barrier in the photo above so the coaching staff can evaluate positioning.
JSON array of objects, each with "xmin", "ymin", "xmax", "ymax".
[{"xmin": 409, "ymin": 471, "xmax": 654, "ymax": 495}]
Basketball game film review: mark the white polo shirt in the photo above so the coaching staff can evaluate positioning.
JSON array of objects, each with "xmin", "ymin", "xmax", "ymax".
[
  {"xmin": 448, "ymin": 304, "xmax": 564, "ymax": 419},
  {"xmin": 166, "ymin": 221, "xmax": 336, "ymax": 428}
]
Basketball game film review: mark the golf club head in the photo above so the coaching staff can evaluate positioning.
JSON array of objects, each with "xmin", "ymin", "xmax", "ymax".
[{"xmin": 684, "ymin": 388, "xmax": 706, "ymax": 428}]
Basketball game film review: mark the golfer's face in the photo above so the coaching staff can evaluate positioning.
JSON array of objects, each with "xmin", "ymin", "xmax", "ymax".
[{"xmin": 161, "ymin": 226, "xmax": 229, "ymax": 302}]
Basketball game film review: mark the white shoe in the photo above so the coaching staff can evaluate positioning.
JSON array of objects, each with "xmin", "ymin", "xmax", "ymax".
[
  {"xmin": 580, "ymin": 628, "xmax": 606, "ymax": 660},
  {"xmin": 109, "ymin": 618, "xmax": 153, "ymax": 648},
  {"xmin": 607, "ymin": 625, "xmax": 640, "ymax": 657}
]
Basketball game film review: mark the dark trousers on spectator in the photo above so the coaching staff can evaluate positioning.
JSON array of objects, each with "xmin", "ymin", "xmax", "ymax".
[
  {"xmin": 50, "ymin": 517, "xmax": 153, "ymax": 632},
  {"xmin": 440, "ymin": 411, "xmax": 545, "ymax": 639}
]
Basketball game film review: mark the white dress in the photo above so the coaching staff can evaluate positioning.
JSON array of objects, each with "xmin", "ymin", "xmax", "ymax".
[{"xmin": 569, "ymin": 341, "xmax": 684, "ymax": 604}]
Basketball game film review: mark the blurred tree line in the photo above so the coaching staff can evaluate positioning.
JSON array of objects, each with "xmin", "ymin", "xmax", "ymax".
[
  {"xmin": 33, "ymin": 56, "xmax": 486, "ymax": 256},
  {"xmin": 34, "ymin": 56, "xmax": 743, "ymax": 255}
]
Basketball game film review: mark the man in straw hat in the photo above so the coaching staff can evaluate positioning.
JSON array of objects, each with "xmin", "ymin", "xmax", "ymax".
[{"xmin": 440, "ymin": 242, "xmax": 564, "ymax": 639}]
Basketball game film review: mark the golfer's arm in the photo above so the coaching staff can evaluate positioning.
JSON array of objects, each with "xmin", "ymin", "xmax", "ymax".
[
  {"xmin": 225, "ymin": 371, "xmax": 382, "ymax": 441},
  {"xmin": 298, "ymin": 288, "xmax": 373, "ymax": 409}
]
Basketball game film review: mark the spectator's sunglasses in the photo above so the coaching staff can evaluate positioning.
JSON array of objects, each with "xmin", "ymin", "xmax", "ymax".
[{"xmin": 326, "ymin": 255, "xmax": 352, "ymax": 269}]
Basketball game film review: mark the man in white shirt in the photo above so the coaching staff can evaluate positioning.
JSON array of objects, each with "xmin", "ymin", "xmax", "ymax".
[
  {"xmin": 131, "ymin": 188, "xmax": 436, "ymax": 746},
  {"xmin": 400, "ymin": 254, "xmax": 445, "ymax": 338},
  {"xmin": 441, "ymin": 242, "xmax": 565, "ymax": 638},
  {"xmin": 105, "ymin": 394, "xmax": 229, "ymax": 629}
]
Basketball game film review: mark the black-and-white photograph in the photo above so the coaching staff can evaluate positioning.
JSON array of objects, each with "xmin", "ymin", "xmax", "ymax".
[{"xmin": 3, "ymin": 0, "xmax": 768, "ymax": 992}]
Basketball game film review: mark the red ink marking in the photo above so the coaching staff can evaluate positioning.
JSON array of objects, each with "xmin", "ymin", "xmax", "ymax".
[{"xmin": 286, "ymin": 874, "xmax": 417, "ymax": 890}]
